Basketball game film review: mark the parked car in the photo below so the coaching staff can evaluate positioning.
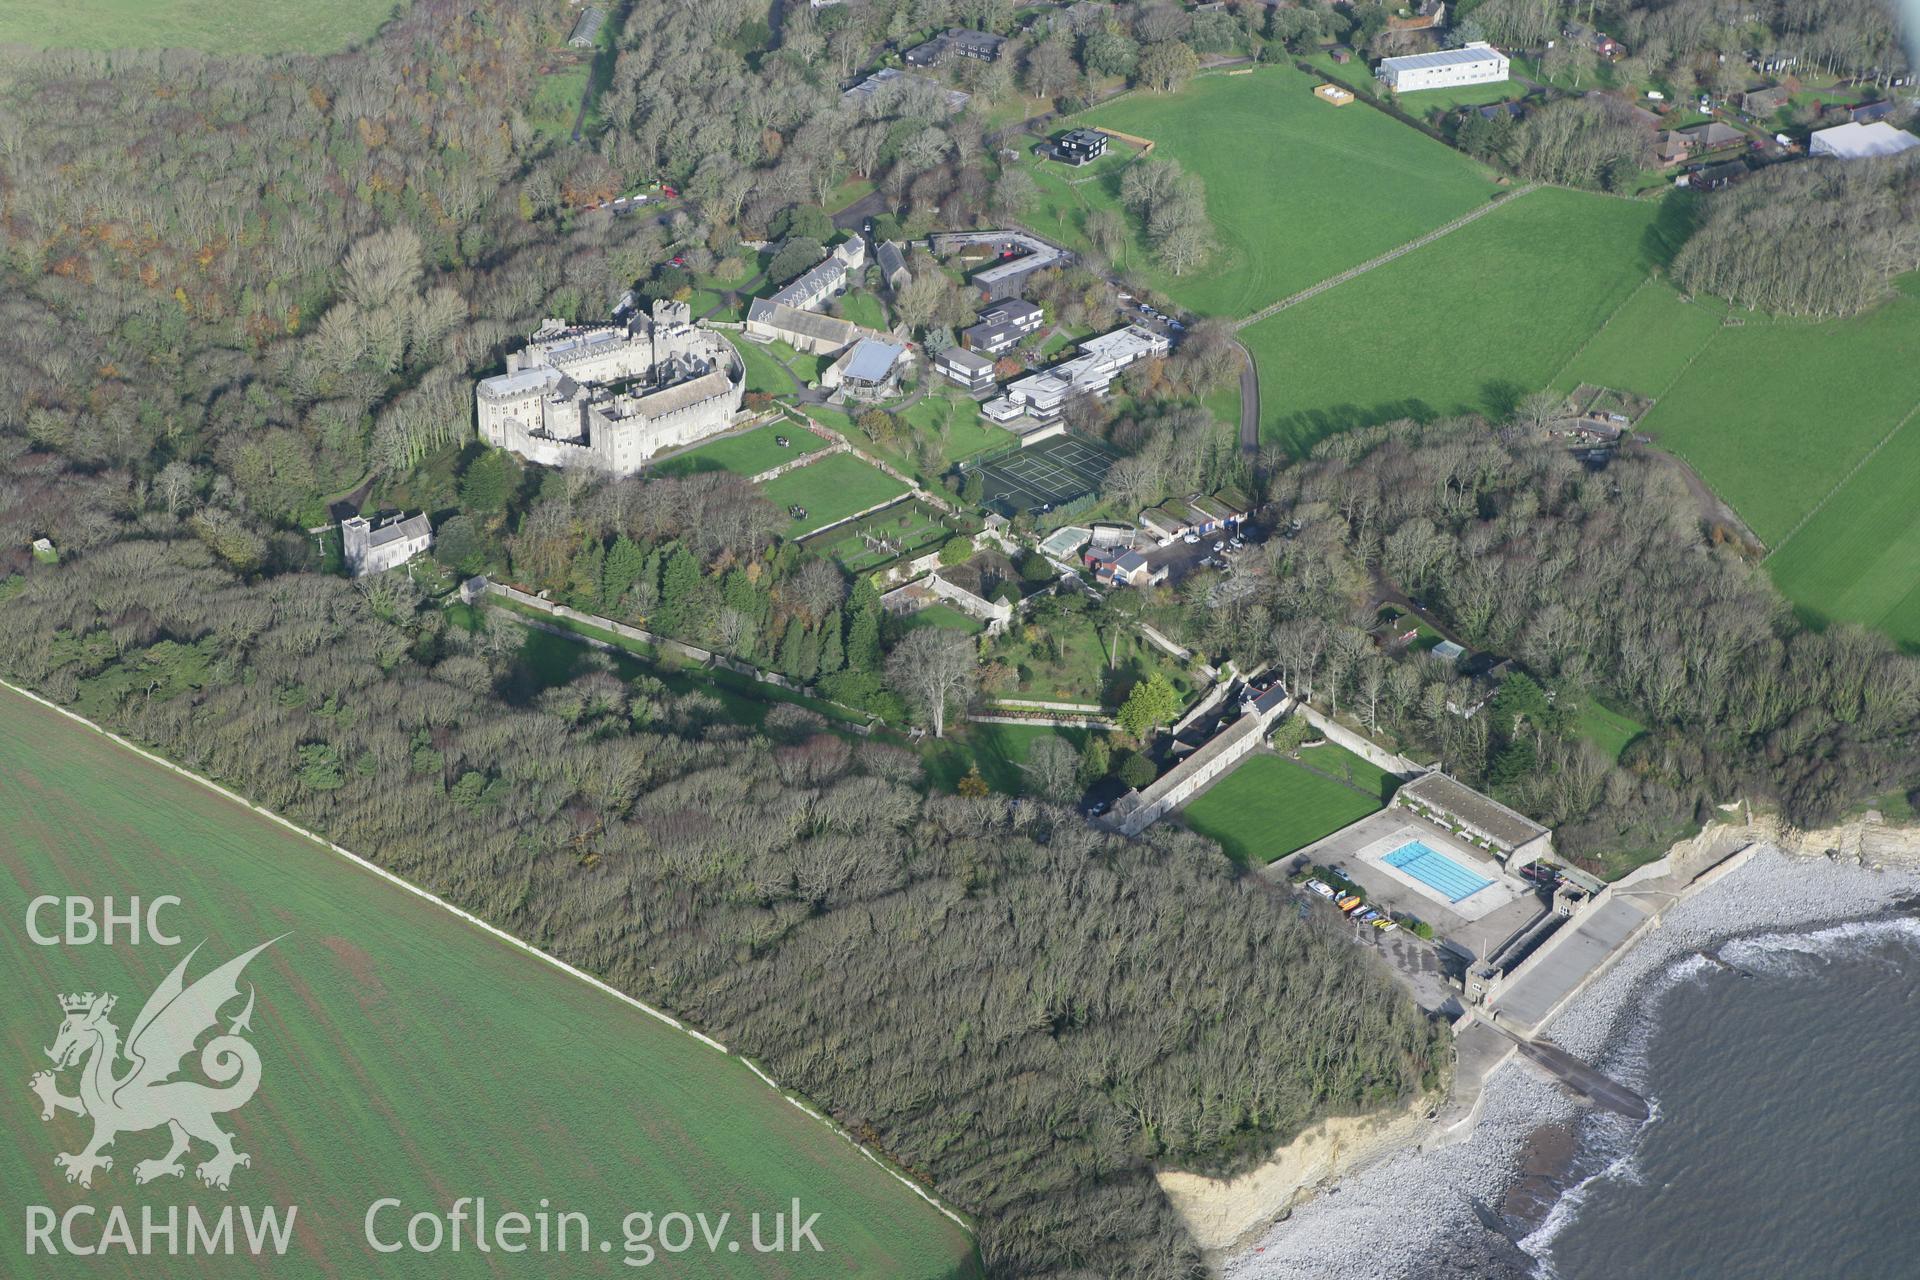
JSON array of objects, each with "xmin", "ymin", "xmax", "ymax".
[
  {"xmin": 1212, "ymin": 540, "xmax": 1224, "ymax": 552},
  {"xmin": 1306, "ymin": 880, "xmax": 1337, "ymax": 899},
  {"xmin": 1183, "ymin": 533, "xmax": 1201, "ymax": 545}
]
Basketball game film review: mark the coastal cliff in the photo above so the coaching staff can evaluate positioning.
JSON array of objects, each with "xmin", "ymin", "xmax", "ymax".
[
  {"xmin": 1173, "ymin": 807, "xmax": 1920, "ymax": 1269},
  {"xmin": 1156, "ymin": 1097, "xmax": 1441, "ymax": 1257}
]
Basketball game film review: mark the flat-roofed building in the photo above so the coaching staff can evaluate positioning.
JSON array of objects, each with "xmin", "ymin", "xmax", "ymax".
[
  {"xmin": 1395, "ymin": 770, "xmax": 1553, "ymax": 868},
  {"xmin": 1377, "ymin": 42, "xmax": 1509, "ymax": 92},
  {"xmin": 934, "ymin": 345, "xmax": 997, "ymax": 392},
  {"xmin": 1809, "ymin": 120, "xmax": 1920, "ymax": 159},
  {"xmin": 999, "ymin": 324, "xmax": 1168, "ymax": 421}
]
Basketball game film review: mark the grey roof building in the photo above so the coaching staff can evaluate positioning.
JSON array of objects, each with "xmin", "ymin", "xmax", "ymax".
[
  {"xmin": 567, "ymin": 5, "xmax": 606, "ymax": 48},
  {"xmin": 904, "ymin": 27, "xmax": 1006, "ymax": 67},
  {"xmin": 343, "ymin": 512, "xmax": 432, "ymax": 578},
  {"xmin": 876, "ymin": 240, "xmax": 911, "ymax": 293}
]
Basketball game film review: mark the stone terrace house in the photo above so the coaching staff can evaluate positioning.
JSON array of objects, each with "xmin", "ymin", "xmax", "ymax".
[
  {"xmin": 766, "ymin": 239, "xmax": 865, "ymax": 312},
  {"xmin": 343, "ymin": 512, "xmax": 431, "ymax": 578},
  {"xmin": 744, "ymin": 301, "xmax": 882, "ymax": 357},
  {"xmin": 474, "ymin": 301, "xmax": 744, "ymax": 475}
]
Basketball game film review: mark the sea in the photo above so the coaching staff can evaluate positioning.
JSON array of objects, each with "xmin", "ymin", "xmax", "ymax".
[{"xmin": 1522, "ymin": 916, "xmax": 1920, "ymax": 1280}]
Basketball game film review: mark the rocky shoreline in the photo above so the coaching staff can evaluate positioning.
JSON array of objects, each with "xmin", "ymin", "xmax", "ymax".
[{"xmin": 1219, "ymin": 835, "xmax": 1920, "ymax": 1280}]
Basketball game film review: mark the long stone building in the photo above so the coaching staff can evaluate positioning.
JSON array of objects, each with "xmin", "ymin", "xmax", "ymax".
[{"xmin": 474, "ymin": 300, "xmax": 744, "ymax": 475}]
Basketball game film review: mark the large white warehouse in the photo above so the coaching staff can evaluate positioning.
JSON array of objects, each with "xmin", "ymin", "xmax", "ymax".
[
  {"xmin": 1808, "ymin": 121, "xmax": 1920, "ymax": 160},
  {"xmin": 1377, "ymin": 42, "xmax": 1510, "ymax": 92}
]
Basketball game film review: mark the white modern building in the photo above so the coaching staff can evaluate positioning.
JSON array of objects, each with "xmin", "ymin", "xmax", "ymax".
[
  {"xmin": 1809, "ymin": 121, "xmax": 1920, "ymax": 159},
  {"xmin": 474, "ymin": 300, "xmax": 744, "ymax": 475},
  {"xmin": 1377, "ymin": 42, "xmax": 1509, "ymax": 92},
  {"xmin": 984, "ymin": 324, "xmax": 1168, "ymax": 422},
  {"xmin": 343, "ymin": 513, "xmax": 431, "ymax": 578}
]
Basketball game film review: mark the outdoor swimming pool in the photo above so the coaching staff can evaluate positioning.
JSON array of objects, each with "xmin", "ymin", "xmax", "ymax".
[{"xmin": 1383, "ymin": 839, "xmax": 1494, "ymax": 903}]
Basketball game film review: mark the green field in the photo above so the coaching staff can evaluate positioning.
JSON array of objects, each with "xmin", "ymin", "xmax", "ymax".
[
  {"xmin": 761, "ymin": 453, "xmax": 910, "ymax": 537},
  {"xmin": 1764, "ymin": 408, "xmax": 1920, "ymax": 646},
  {"xmin": 1554, "ymin": 279, "xmax": 1728, "ymax": 397},
  {"xmin": 837, "ymin": 291, "xmax": 888, "ymax": 332},
  {"xmin": 1243, "ymin": 187, "xmax": 1668, "ymax": 453},
  {"xmin": 654, "ymin": 423, "xmax": 824, "ymax": 478},
  {"xmin": 1634, "ymin": 284, "xmax": 1920, "ymax": 546},
  {"xmin": 0, "ymin": 0, "xmax": 396, "ymax": 52},
  {"xmin": 0, "ymin": 685, "xmax": 973, "ymax": 1276},
  {"xmin": 1181, "ymin": 746, "xmax": 1395, "ymax": 866},
  {"xmin": 1041, "ymin": 66, "xmax": 1502, "ymax": 318}
]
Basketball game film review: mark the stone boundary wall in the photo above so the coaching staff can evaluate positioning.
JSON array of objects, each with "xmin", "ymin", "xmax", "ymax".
[
  {"xmin": 472, "ymin": 580, "xmax": 877, "ymax": 730},
  {"xmin": 969, "ymin": 713, "xmax": 1118, "ymax": 729},
  {"xmin": 1169, "ymin": 680, "xmax": 1230, "ymax": 739},
  {"xmin": 1113, "ymin": 695, "xmax": 1293, "ymax": 836},
  {"xmin": 1294, "ymin": 703, "xmax": 1423, "ymax": 777},
  {"xmin": 747, "ymin": 437, "xmax": 847, "ymax": 484},
  {"xmin": 990, "ymin": 697, "xmax": 1105, "ymax": 713}
]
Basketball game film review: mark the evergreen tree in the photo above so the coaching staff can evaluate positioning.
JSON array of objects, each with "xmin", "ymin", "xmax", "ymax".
[
  {"xmin": 655, "ymin": 546, "xmax": 701, "ymax": 637},
  {"xmin": 817, "ymin": 611, "xmax": 844, "ymax": 674},
  {"xmin": 567, "ymin": 537, "xmax": 604, "ymax": 610},
  {"xmin": 601, "ymin": 535, "xmax": 648, "ymax": 611}
]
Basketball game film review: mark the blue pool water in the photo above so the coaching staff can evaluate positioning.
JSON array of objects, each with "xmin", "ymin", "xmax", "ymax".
[{"xmin": 1383, "ymin": 840, "xmax": 1494, "ymax": 903}]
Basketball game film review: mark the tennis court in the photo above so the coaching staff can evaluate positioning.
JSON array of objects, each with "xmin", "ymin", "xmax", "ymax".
[{"xmin": 969, "ymin": 434, "xmax": 1118, "ymax": 517}]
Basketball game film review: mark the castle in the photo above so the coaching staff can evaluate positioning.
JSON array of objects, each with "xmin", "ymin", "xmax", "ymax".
[{"xmin": 474, "ymin": 300, "xmax": 745, "ymax": 475}]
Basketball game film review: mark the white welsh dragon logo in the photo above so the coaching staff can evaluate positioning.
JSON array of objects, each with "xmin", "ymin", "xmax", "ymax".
[{"xmin": 29, "ymin": 939, "xmax": 281, "ymax": 1191}]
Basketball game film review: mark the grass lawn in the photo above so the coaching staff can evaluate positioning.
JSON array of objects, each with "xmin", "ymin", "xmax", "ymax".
[
  {"xmin": 992, "ymin": 614, "xmax": 1192, "ymax": 707},
  {"xmin": 729, "ymin": 337, "xmax": 797, "ymax": 396},
  {"xmin": 0, "ymin": 686, "xmax": 974, "ymax": 1277},
  {"xmin": 1634, "ymin": 282, "xmax": 1920, "ymax": 546},
  {"xmin": 1553, "ymin": 278, "xmax": 1727, "ymax": 397},
  {"xmin": 921, "ymin": 723, "xmax": 1100, "ymax": 795},
  {"xmin": 838, "ymin": 290, "xmax": 889, "ymax": 331},
  {"xmin": 0, "ymin": 0, "xmax": 394, "ymax": 52},
  {"xmin": 762, "ymin": 452, "xmax": 910, "ymax": 537},
  {"xmin": 1243, "ymin": 187, "xmax": 1671, "ymax": 454},
  {"xmin": 654, "ymin": 422, "xmax": 823, "ymax": 478},
  {"xmin": 1181, "ymin": 747, "xmax": 1392, "ymax": 866},
  {"xmin": 901, "ymin": 602, "xmax": 986, "ymax": 634},
  {"xmin": 1205, "ymin": 381, "xmax": 1242, "ymax": 431},
  {"xmin": 901, "ymin": 388, "xmax": 1018, "ymax": 467},
  {"xmin": 1046, "ymin": 65, "xmax": 1501, "ymax": 318},
  {"xmin": 1574, "ymin": 694, "xmax": 1647, "ymax": 762},
  {"xmin": 528, "ymin": 64, "xmax": 590, "ymax": 141}
]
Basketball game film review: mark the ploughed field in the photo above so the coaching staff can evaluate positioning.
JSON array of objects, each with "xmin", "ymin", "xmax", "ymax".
[{"xmin": 0, "ymin": 685, "xmax": 977, "ymax": 1277}]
